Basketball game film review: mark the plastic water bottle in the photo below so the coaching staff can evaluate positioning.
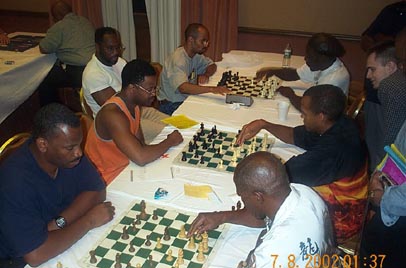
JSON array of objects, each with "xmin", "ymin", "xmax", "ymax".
[{"xmin": 282, "ymin": 43, "xmax": 292, "ymax": 68}]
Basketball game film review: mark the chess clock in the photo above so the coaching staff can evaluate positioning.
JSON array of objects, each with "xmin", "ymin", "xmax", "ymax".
[{"xmin": 55, "ymin": 216, "xmax": 67, "ymax": 229}]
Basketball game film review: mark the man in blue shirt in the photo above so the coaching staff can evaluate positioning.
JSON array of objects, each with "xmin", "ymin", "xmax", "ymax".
[{"xmin": 0, "ymin": 104, "xmax": 115, "ymax": 268}]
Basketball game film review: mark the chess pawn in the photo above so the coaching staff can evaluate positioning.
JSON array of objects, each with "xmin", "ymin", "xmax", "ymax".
[
  {"xmin": 178, "ymin": 224, "xmax": 187, "ymax": 238},
  {"xmin": 155, "ymin": 237, "xmax": 163, "ymax": 249},
  {"xmin": 187, "ymin": 236, "xmax": 196, "ymax": 249},
  {"xmin": 218, "ymin": 159, "xmax": 224, "ymax": 169},
  {"xmin": 166, "ymin": 249, "xmax": 174, "ymax": 262},
  {"xmin": 203, "ymin": 240, "xmax": 209, "ymax": 253},
  {"xmin": 89, "ymin": 250, "xmax": 97, "ymax": 264},
  {"xmin": 145, "ymin": 235, "xmax": 152, "ymax": 246},
  {"xmin": 196, "ymin": 243, "xmax": 205, "ymax": 262}
]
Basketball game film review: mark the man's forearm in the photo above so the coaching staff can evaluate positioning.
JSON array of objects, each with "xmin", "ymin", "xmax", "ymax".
[
  {"xmin": 48, "ymin": 190, "xmax": 106, "ymax": 231},
  {"xmin": 204, "ymin": 64, "xmax": 217, "ymax": 77},
  {"xmin": 261, "ymin": 120, "xmax": 295, "ymax": 144}
]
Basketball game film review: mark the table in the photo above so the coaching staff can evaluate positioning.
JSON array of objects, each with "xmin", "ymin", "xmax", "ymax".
[
  {"xmin": 28, "ymin": 51, "xmax": 306, "ymax": 268},
  {"xmin": 0, "ymin": 32, "xmax": 56, "ymax": 124}
]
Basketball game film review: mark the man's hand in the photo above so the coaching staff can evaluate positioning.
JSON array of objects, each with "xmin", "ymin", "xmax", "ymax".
[
  {"xmin": 0, "ymin": 33, "xmax": 10, "ymax": 45},
  {"xmin": 256, "ymin": 67, "xmax": 272, "ymax": 80},
  {"xmin": 210, "ymin": 86, "xmax": 230, "ymax": 95},
  {"xmin": 236, "ymin": 119, "xmax": 265, "ymax": 146},
  {"xmin": 187, "ymin": 212, "xmax": 224, "ymax": 237},
  {"xmin": 369, "ymin": 171, "xmax": 385, "ymax": 207},
  {"xmin": 166, "ymin": 130, "xmax": 183, "ymax": 146},
  {"xmin": 198, "ymin": 74, "xmax": 210, "ymax": 84},
  {"xmin": 278, "ymin": 86, "xmax": 295, "ymax": 99},
  {"xmin": 85, "ymin": 202, "xmax": 115, "ymax": 229}
]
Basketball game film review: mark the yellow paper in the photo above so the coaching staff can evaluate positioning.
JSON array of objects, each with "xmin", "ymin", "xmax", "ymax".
[
  {"xmin": 161, "ymin": 114, "xmax": 198, "ymax": 129},
  {"xmin": 184, "ymin": 184, "xmax": 213, "ymax": 198}
]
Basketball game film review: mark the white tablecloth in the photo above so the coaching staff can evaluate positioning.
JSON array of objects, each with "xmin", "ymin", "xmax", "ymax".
[
  {"xmin": 0, "ymin": 32, "xmax": 56, "ymax": 124},
  {"xmin": 29, "ymin": 51, "xmax": 307, "ymax": 268}
]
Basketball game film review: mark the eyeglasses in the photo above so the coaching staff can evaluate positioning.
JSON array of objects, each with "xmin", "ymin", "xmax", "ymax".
[{"xmin": 134, "ymin": 84, "xmax": 159, "ymax": 95}]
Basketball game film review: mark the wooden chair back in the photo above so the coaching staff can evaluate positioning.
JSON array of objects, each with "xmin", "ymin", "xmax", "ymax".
[
  {"xmin": 79, "ymin": 88, "xmax": 94, "ymax": 119},
  {"xmin": 0, "ymin": 133, "xmax": 31, "ymax": 165}
]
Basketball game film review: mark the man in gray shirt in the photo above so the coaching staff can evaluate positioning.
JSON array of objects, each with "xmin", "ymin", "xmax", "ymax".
[{"xmin": 37, "ymin": 0, "xmax": 95, "ymax": 107}]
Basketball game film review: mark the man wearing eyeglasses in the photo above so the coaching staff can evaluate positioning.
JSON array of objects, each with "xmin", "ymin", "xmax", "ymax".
[
  {"xmin": 85, "ymin": 59, "xmax": 183, "ymax": 185},
  {"xmin": 158, "ymin": 23, "xmax": 230, "ymax": 115}
]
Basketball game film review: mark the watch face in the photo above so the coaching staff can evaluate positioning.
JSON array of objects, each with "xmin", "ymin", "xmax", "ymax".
[{"xmin": 55, "ymin": 216, "xmax": 67, "ymax": 229}]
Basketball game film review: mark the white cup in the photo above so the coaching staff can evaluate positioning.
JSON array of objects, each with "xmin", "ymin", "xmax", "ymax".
[{"xmin": 278, "ymin": 101, "xmax": 290, "ymax": 121}]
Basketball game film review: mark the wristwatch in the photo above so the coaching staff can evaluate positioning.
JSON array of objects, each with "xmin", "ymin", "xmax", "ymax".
[{"xmin": 55, "ymin": 216, "xmax": 67, "ymax": 229}]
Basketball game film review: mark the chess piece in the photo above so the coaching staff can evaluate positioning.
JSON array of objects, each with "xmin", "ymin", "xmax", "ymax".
[
  {"xmin": 218, "ymin": 132, "xmax": 223, "ymax": 139},
  {"xmin": 237, "ymin": 200, "xmax": 242, "ymax": 210},
  {"xmin": 177, "ymin": 249, "xmax": 184, "ymax": 265},
  {"xmin": 126, "ymin": 262, "xmax": 133, "ymax": 268},
  {"xmin": 148, "ymin": 255, "xmax": 154, "ymax": 268},
  {"xmin": 199, "ymin": 155, "xmax": 205, "ymax": 164},
  {"xmin": 196, "ymin": 243, "xmax": 205, "ymax": 262},
  {"xmin": 195, "ymin": 232, "xmax": 202, "ymax": 241},
  {"xmin": 57, "ymin": 261, "xmax": 63, "ymax": 268},
  {"xmin": 200, "ymin": 122, "xmax": 204, "ymax": 130},
  {"xmin": 121, "ymin": 226, "xmax": 129, "ymax": 240},
  {"xmin": 163, "ymin": 226, "xmax": 171, "ymax": 241},
  {"xmin": 135, "ymin": 215, "xmax": 141, "ymax": 225},
  {"xmin": 166, "ymin": 249, "xmax": 174, "ymax": 262},
  {"xmin": 181, "ymin": 152, "xmax": 187, "ymax": 161},
  {"xmin": 232, "ymin": 205, "xmax": 236, "ymax": 211},
  {"xmin": 178, "ymin": 224, "xmax": 187, "ymax": 238},
  {"xmin": 187, "ymin": 236, "xmax": 196, "ymax": 249},
  {"xmin": 218, "ymin": 160, "xmax": 224, "ymax": 169},
  {"xmin": 129, "ymin": 242, "xmax": 135, "ymax": 252},
  {"xmin": 152, "ymin": 209, "xmax": 158, "ymax": 220},
  {"xmin": 188, "ymin": 141, "xmax": 193, "ymax": 152},
  {"xmin": 115, "ymin": 253, "xmax": 122, "ymax": 268},
  {"xmin": 155, "ymin": 237, "xmax": 162, "ymax": 249},
  {"xmin": 202, "ymin": 140, "xmax": 208, "ymax": 150},
  {"xmin": 89, "ymin": 250, "xmax": 97, "ymax": 264},
  {"xmin": 139, "ymin": 201, "xmax": 147, "ymax": 220},
  {"xmin": 131, "ymin": 221, "xmax": 137, "ymax": 232},
  {"xmin": 145, "ymin": 235, "xmax": 151, "ymax": 246}
]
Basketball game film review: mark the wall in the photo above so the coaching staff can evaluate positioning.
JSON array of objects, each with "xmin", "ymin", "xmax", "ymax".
[
  {"xmin": 238, "ymin": 0, "xmax": 398, "ymax": 37},
  {"xmin": 0, "ymin": 0, "xmax": 48, "ymax": 12}
]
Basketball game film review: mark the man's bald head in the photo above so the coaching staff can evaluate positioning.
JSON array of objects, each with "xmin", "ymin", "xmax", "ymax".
[
  {"xmin": 51, "ymin": 1, "xmax": 72, "ymax": 22},
  {"xmin": 234, "ymin": 152, "xmax": 290, "ymax": 196}
]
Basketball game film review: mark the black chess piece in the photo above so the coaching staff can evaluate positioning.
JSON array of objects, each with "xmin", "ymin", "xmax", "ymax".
[
  {"xmin": 200, "ymin": 155, "xmax": 205, "ymax": 164},
  {"xmin": 218, "ymin": 132, "xmax": 223, "ymax": 139},
  {"xmin": 188, "ymin": 141, "xmax": 193, "ymax": 152},
  {"xmin": 129, "ymin": 242, "xmax": 135, "ymax": 252},
  {"xmin": 163, "ymin": 227, "xmax": 170, "ymax": 241},
  {"xmin": 212, "ymin": 125, "xmax": 217, "ymax": 135},
  {"xmin": 202, "ymin": 140, "xmax": 208, "ymax": 150},
  {"xmin": 145, "ymin": 235, "xmax": 151, "ymax": 246},
  {"xmin": 121, "ymin": 226, "xmax": 129, "ymax": 240},
  {"xmin": 181, "ymin": 152, "xmax": 187, "ymax": 162},
  {"xmin": 89, "ymin": 250, "xmax": 97, "ymax": 264},
  {"xmin": 200, "ymin": 122, "xmax": 204, "ymax": 130},
  {"xmin": 237, "ymin": 200, "xmax": 242, "ymax": 210},
  {"xmin": 194, "ymin": 150, "xmax": 199, "ymax": 158},
  {"xmin": 152, "ymin": 210, "xmax": 158, "ymax": 220}
]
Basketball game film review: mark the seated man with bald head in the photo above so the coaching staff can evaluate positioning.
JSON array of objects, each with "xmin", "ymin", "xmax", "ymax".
[
  {"xmin": 38, "ymin": 0, "xmax": 95, "ymax": 106},
  {"xmin": 257, "ymin": 33, "xmax": 349, "ymax": 111},
  {"xmin": 188, "ymin": 152, "xmax": 334, "ymax": 268},
  {"xmin": 237, "ymin": 85, "xmax": 367, "ymax": 243}
]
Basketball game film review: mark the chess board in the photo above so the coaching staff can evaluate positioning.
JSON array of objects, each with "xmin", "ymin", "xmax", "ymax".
[
  {"xmin": 217, "ymin": 71, "xmax": 280, "ymax": 99},
  {"xmin": 0, "ymin": 35, "xmax": 43, "ymax": 52},
  {"xmin": 173, "ymin": 128, "xmax": 274, "ymax": 173},
  {"xmin": 80, "ymin": 200, "xmax": 227, "ymax": 268}
]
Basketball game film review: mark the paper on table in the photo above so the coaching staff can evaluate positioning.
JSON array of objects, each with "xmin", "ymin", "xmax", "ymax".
[{"xmin": 161, "ymin": 114, "xmax": 199, "ymax": 129}]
